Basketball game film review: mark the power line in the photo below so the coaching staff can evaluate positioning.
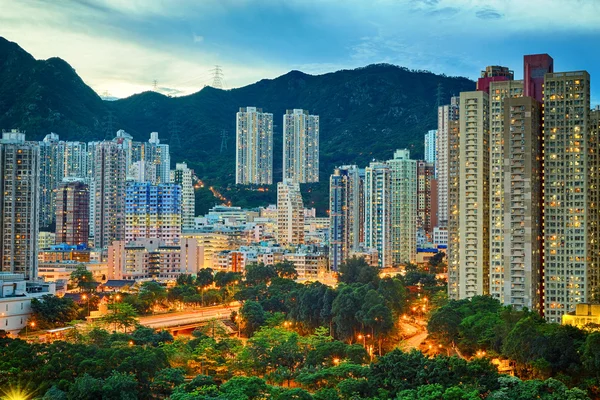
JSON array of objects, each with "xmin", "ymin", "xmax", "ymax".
[{"xmin": 169, "ymin": 118, "xmax": 182, "ymax": 154}]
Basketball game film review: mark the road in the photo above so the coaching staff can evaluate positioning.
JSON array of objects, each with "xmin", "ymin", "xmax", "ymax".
[
  {"xmin": 399, "ymin": 320, "xmax": 428, "ymax": 351},
  {"xmin": 139, "ymin": 303, "xmax": 239, "ymax": 329}
]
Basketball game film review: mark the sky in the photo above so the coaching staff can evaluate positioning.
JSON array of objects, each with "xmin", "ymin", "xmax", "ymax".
[{"xmin": 1, "ymin": 0, "xmax": 600, "ymax": 103}]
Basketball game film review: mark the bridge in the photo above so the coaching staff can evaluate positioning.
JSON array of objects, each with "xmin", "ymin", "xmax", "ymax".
[{"xmin": 138, "ymin": 303, "xmax": 240, "ymax": 335}]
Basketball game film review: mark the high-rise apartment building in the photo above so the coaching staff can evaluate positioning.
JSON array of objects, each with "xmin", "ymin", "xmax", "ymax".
[
  {"xmin": 0, "ymin": 130, "xmax": 40, "ymax": 280},
  {"xmin": 454, "ymin": 91, "xmax": 490, "ymax": 299},
  {"xmin": 388, "ymin": 150, "xmax": 417, "ymax": 265},
  {"xmin": 236, "ymin": 107, "xmax": 273, "ymax": 185},
  {"xmin": 55, "ymin": 179, "xmax": 90, "ymax": 247},
  {"xmin": 125, "ymin": 182, "xmax": 182, "ymax": 246},
  {"xmin": 500, "ymin": 97, "xmax": 543, "ymax": 310},
  {"xmin": 477, "ymin": 65, "xmax": 514, "ymax": 94},
  {"xmin": 329, "ymin": 165, "xmax": 364, "ymax": 271},
  {"xmin": 437, "ymin": 96, "xmax": 459, "ymax": 228},
  {"xmin": 447, "ymin": 119, "xmax": 461, "ymax": 299},
  {"xmin": 277, "ymin": 181, "xmax": 304, "ymax": 245},
  {"xmin": 524, "ymin": 54, "xmax": 554, "ymax": 102},
  {"xmin": 283, "ymin": 109, "xmax": 319, "ymax": 183},
  {"xmin": 543, "ymin": 71, "xmax": 598, "ymax": 322},
  {"xmin": 489, "ymin": 79, "xmax": 524, "ymax": 304},
  {"xmin": 39, "ymin": 133, "xmax": 60, "ymax": 228},
  {"xmin": 146, "ymin": 132, "xmax": 171, "ymax": 184},
  {"xmin": 171, "ymin": 162, "xmax": 196, "ymax": 230},
  {"xmin": 417, "ymin": 161, "xmax": 435, "ymax": 238},
  {"xmin": 87, "ymin": 141, "xmax": 100, "ymax": 239},
  {"xmin": 364, "ymin": 162, "xmax": 391, "ymax": 268},
  {"xmin": 93, "ymin": 141, "xmax": 126, "ymax": 249},
  {"xmin": 424, "ymin": 130, "xmax": 437, "ymax": 166},
  {"xmin": 58, "ymin": 141, "xmax": 87, "ymax": 180}
]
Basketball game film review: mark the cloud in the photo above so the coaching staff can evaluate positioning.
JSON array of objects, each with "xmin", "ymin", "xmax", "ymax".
[
  {"xmin": 193, "ymin": 34, "xmax": 204, "ymax": 43},
  {"xmin": 475, "ymin": 7, "xmax": 503, "ymax": 20}
]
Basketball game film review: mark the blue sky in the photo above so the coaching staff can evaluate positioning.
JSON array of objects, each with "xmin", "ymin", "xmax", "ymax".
[{"xmin": 1, "ymin": 0, "xmax": 600, "ymax": 103}]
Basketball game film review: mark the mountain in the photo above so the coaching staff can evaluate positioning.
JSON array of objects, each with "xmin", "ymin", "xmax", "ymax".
[{"xmin": 0, "ymin": 37, "xmax": 476, "ymax": 214}]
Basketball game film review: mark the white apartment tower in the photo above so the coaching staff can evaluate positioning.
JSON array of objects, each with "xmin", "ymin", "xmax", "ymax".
[
  {"xmin": 388, "ymin": 149, "xmax": 417, "ymax": 265},
  {"xmin": 455, "ymin": 91, "xmax": 490, "ymax": 299},
  {"xmin": 93, "ymin": 141, "xmax": 127, "ymax": 249},
  {"xmin": 543, "ymin": 71, "xmax": 598, "ymax": 322},
  {"xmin": 0, "ymin": 130, "xmax": 40, "ymax": 280},
  {"xmin": 437, "ymin": 97, "xmax": 459, "ymax": 228},
  {"xmin": 329, "ymin": 165, "xmax": 364, "ymax": 271},
  {"xmin": 236, "ymin": 107, "xmax": 273, "ymax": 185},
  {"xmin": 171, "ymin": 162, "xmax": 196, "ymax": 230},
  {"xmin": 283, "ymin": 109, "xmax": 319, "ymax": 183},
  {"xmin": 277, "ymin": 181, "xmax": 304, "ymax": 245},
  {"xmin": 147, "ymin": 132, "xmax": 171, "ymax": 184},
  {"xmin": 39, "ymin": 133, "xmax": 60, "ymax": 228},
  {"xmin": 488, "ymin": 79, "xmax": 524, "ymax": 304},
  {"xmin": 364, "ymin": 162, "xmax": 391, "ymax": 268}
]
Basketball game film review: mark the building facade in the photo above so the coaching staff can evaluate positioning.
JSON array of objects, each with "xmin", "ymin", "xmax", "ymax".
[
  {"xmin": 55, "ymin": 179, "xmax": 90, "ymax": 247},
  {"xmin": 146, "ymin": 132, "xmax": 171, "ymax": 184},
  {"xmin": 171, "ymin": 162, "xmax": 196, "ymax": 230},
  {"xmin": 329, "ymin": 165, "xmax": 364, "ymax": 271},
  {"xmin": 364, "ymin": 162, "xmax": 391, "ymax": 268},
  {"xmin": 93, "ymin": 141, "xmax": 126, "ymax": 249},
  {"xmin": 277, "ymin": 181, "xmax": 304, "ymax": 245},
  {"xmin": 125, "ymin": 182, "xmax": 182, "ymax": 246},
  {"xmin": 436, "ymin": 97, "xmax": 459, "ymax": 228},
  {"xmin": 283, "ymin": 109, "xmax": 319, "ymax": 183},
  {"xmin": 236, "ymin": 107, "xmax": 273, "ymax": 185},
  {"xmin": 417, "ymin": 161, "xmax": 435, "ymax": 237},
  {"xmin": 388, "ymin": 150, "xmax": 417, "ymax": 265},
  {"xmin": 424, "ymin": 129, "xmax": 437, "ymax": 166},
  {"xmin": 0, "ymin": 130, "xmax": 40, "ymax": 280}
]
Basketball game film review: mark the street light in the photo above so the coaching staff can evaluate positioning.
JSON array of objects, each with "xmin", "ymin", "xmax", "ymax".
[
  {"xmin": 82, "ymin": 294, "xmax": 90, "ymax": 317},
  {"xmin": 25, "ymin": 321, "xmax": 35, "ymax": 338}
]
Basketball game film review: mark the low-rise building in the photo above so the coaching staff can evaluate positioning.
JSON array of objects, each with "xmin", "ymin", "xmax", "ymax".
[{"xmin": 562, "ymin": 304, "xmax": 600, "ymax": 329}]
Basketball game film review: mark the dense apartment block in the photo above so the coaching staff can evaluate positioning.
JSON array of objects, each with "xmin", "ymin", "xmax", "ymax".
[
  {"xmin": 39, "ymin": 133, "xmax": 60, "ymax": 228},
  {"xmin": 125, "ymin": 182, "xmax": 182, "ymax": 246},
  {"xmin": 329, "ymin": 165, "xmax": 364, "ymax": 271},
  {"xmin": 364, "ymin": 161, "xmax": 391, "ymax": 268},
  {"xmin": 277, "ymin": 181, "xmax": 304, "ymax": 245},
  {"xmin": 283, "ymin": 109, "xmax": 319, "ymax": 183},
  {"xmin": 55, "ymin": 179, "xmax": 90, "ymax": 247},
  {"xmin": 436, "ymin": 97, "xmax": 459, "ymax": 228},
  {"xmin": 543, "ymin": 71, "xmax": 598, "ymax": 322},
  {"xmin": 0, "ymin": 130, "xmax": 40, "ymax": 280},
  {"xmin": 107, "ymin": 238, "xmax": 199, "ymax": 280},
  {"xmin": 417, "ymin": 161, "xmax": 435, "ymax": 237},
  {"xmin": 424, "ymin": 130, "xmax": 437, "ymax": 166},
  {"xmin": 147, "ymin": 132, "xmax": 171, "ymax": 184},
  {"xmin": 388, "ymin": 150, "xmax": 417, "ymax": 265},
  {"xmin": 93, "ymin": 141, "xmax": 126, "ymax": 249},
  {"xmin": 236, "ymin": 107, "xmax": 273, "ymax": 185},
  {"xmin": 171, "ymin": 162, "xmax": 196, "ymax": 230}
]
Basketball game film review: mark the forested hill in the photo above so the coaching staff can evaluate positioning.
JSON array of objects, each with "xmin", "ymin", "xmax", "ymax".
[{"xmin": 0, "ymin": 37, "xmax": 476, "ymax": 213}]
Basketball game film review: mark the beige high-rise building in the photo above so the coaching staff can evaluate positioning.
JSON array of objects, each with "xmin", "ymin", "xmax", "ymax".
[
  {"xmin": 364, "ymin": 162, "xmax": 391, "ymax": 268},
  {"xmin": 501, "ymin": 97, "xmax": 543, "ymax": 310},
  {"xmin": 283, "ymin": 109, "xmax": 319, "ymax": 183},
  {"xmin": 236, "ymin": 107, "xmax": 273, "ymax": 185},
  {"xmin": 447, "ymin": 120, "xmax": 461, "ymax": 299},
  {"xmin": 93, "ymin": 141, "xmax": 126, "ymax": 249},
  {"xmin": 277, "ymin": 181, "xmax": 304, "ymax": 245},
  {"xmin": 0, "ymin": 130, "xmax": 40, "ymax": 280},
  {"xmin": 171, "ymin": 162, "xmax": 196, "ymax": 230},
  {"xmin": 488, "ymin": 80, "xmax": 524, "ymax": 304},
  {"xmin": 437, "ymin": 97, "xmax": 459, "ymax": 228},
  {"xmin": 543, "ymin": 71, "xmax": 598, "ymax": 322},
  {"xmin": 456, "ymin": 91, "xmax": 490, "ymax": 299}
]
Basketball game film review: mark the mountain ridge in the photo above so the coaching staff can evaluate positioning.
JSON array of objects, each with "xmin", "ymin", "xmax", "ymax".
[{"xmin": 0, "ymin": 36, "xmax": 476, "ymax": 214}]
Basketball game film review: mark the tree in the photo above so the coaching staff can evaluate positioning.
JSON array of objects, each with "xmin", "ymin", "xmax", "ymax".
[
  {"xmin": 274, "ymin": 261, "xmax": 299, "ymax": 280},
  {"xmin": 101, "ymin": 302, "xmax": 138, "ymax": 332},
  {"xmin": 138, "ymin": 281, "xmax": 167, "ymax": 314},
  {"xmin": 331, "ymin": 285, "xmax": 365, "ymax": 342},
  {"xmin": 70, "ymin": 264, "xmax": 97, "ymax": 292},
  {"xmin": 176, "ymin": 274, "xmax": 194, "ymax": 286},
  {"xmin": 196, "ymin": 268, "xmax": 214, "ymax": 288},
  {"xmin": 67, "ymin": 374, "xmax": 103, "ymax": 400},
  {"xmin": 245, "ymin": 263, "xmax": 277, "ymax": 286},
  {"xmin": 240, "ymin": 301, "xmax": 266, "ymax": 336},
  {"xmin": 338, "ymin": 257, "xmax": 379, "ymax": 285},
  {"xmin": 30, "ymin": 294, "xmax": 80, "ymax": 329},
  {"xmin": 150, "ymin": 367, "xmax": 185, "ymax": 398},
  {"xmin": 102, "ymin": 371, "xmax": 138, "ymax": 400},
  {"xmin": 214, "ymin": 271, "xmax": 241, "ymax": 288}
]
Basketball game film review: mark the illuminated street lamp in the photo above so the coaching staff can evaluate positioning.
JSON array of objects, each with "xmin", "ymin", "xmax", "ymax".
[{"xmin": 82, "ymin": 294, "xmax": 90, "ymax": 317}]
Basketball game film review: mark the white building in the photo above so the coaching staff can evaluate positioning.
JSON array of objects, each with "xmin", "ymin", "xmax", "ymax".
[
  {"xmin": 236, "ymin": 107, "xmax": 273, "ymax": 185},
  {"xmin": 364, "ymin": 162, "xmax": 391, "ymax": 268},
  {"xmin": 436, "ymin": 97, "xmax": 459, "ymax": 228},
  {"xmin": 171, "ymin": 162, "xmax": 196, "ymax": 230},
  {"xmin": 433, "ymin": 227, "xmax": 448, "ymax": 247},
  {"xmin": 277, "ymin": 181, "xmax": 304, "ymax": 245},
  {"xmin": 283, "ymin": 109, "xmax": 319, "ymax": 183},
  {"xmin": 424, "ymin": 129, "xmax": 437, "ymax": 166},
  {"xmin": 147, "ymin": 132, "xmax": 171, "ymax": 184}
]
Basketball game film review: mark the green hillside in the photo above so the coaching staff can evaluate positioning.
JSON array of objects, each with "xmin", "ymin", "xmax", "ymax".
[{"xmin": 0, "ymin": 37, "xmax": 475, "ymax": 214}]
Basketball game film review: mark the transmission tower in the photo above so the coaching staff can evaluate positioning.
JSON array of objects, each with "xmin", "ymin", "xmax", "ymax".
[
  {"xmin": 210, "ymin": 65, "xmax": 224, "ymax": 89},
  {"xmin": 220, "ymin": 129, "xmax": 228, "ymax": 154},
  {"xmin": 436, "ymin": 83, "xmax": 445, "ymax": 108},
  {"xmin": 153, "ymin": 80, "xmax": 159, "ymax": 91},
  {"xmin": 102, "ymin": 110, "xmax": 115, "ymax": 139},
  {"xmin": 168, "ymin": 118, "xmax": 182, "ymax": 154}
]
